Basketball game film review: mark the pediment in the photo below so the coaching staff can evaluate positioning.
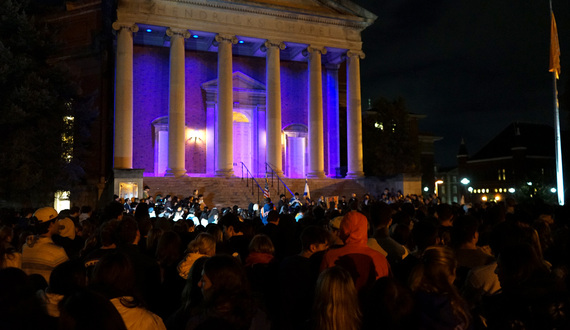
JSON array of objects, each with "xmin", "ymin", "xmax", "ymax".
[
  {"xmin": 201, "ymin": 71, "xmax": 266, "ymax": 92},
  {"xmin": 219, "ymin": 0, "xmax": 377, "ymax": 21},
  {"xmin": 119, "ymin": 0, "xmax": 376, "ymax": 28},
  {"xmin": 119, "ymin": 0, "xmax": 376, "ymax": 51}
]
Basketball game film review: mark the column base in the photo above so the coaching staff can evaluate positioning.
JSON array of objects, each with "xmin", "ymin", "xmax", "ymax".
[
  {"xmin": 345, "ymin": 171, "xmax": 364, "ymax": 179},
  {"xmin": 164, "ymin": 169, "xmax": 187, "ymax": 177},
  {"xmin": 114, "ymin": 157, "xmax": 133, "ymax": 170},
  {"xmin": 267, "ymin": 170, "xmax": 284, "ymax": 177},
  {"xmin": 307, "ymin": 171, "xmax": 326, "ymax": 179},
  {"xmin": 215, "ymin": 169, "xmax": 235, "ymax": 178}
]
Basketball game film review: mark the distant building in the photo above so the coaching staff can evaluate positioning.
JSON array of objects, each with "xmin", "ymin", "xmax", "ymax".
[
  {"xmin": 437, "ymin": 166, "xmax": 460, "ymax": 204},
  {"xmin": 438, "ymin": 122, "xmax": 562, "ymax": 204}
]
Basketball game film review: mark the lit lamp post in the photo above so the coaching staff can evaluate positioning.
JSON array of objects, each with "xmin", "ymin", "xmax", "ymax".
[
  {"xmin": 434, "ymin": 180, "xmax": 444, "ymax": 197},
  {"xmin": 460, "ymin": 178, "xmax": 470, "ymax": 203}
]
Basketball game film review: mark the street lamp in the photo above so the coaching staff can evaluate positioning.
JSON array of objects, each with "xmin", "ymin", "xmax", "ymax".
[
  {"xmin": 434, "ymin": 180, "xmax": 444, "ymax": 196},
  {"xmin": 460, "ymin": 178, "xmax": 470, "ymax": 185}
]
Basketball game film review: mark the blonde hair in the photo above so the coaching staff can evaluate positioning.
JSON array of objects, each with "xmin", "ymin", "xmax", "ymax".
[
  {"xmin": 248, "ymin": 234, "xmax": 275, "ymax": 255},
  {"xmin": 186, "ymin": 232, "xmax": 216, "ymax": 256},
  {"xmin": 313, "ymin": 266, "xmax": 361, "ymax": 330},
  {"xmin": 409, "ymin": 246, "xmax": 470, "ymax": 327}
]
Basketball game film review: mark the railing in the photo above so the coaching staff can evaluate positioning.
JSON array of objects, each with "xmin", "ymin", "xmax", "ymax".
[
  {"xmin": 265, "ymin": 163, "xmax": 294, "ymax": 200},
  {"xmin": 239, "ymin": 162, "xmax": 264, "ymax": 204}
]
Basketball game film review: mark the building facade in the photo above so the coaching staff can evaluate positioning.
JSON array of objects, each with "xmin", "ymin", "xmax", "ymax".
[{"xmin": 112, "ymin": 0, "xmax": 376, "ymax": 181}]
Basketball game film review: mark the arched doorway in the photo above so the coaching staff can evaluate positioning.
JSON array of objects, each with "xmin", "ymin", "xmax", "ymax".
[
  {"xmin": 233, "ymin": 111, "xmax": 253, "ymax": 175},
  {"xmin": 283, "ymin": 124, "xmax": 308, "ymax": 178},
  {"xmin": 151, "ymin": 116, "xmax": 168, "ymax": 176},
  {"xmin": 202, "ymin": 72, "xmax": 266, "ymax": 177}
]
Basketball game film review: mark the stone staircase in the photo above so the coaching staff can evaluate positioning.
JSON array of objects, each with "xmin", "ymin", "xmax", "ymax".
[{"xmin": 142, "ymin": 176, "xmax": 370, "ymax": 209}]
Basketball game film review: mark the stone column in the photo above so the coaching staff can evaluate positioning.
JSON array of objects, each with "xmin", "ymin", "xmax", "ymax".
[
  {"xmin": 325, "ymin": 64, "xmax": 340, "ymax": 177},
  {"xmin": 264, "ymin": 40, "xmax": 286, "ymax": 176},
  {"xmin": 112, "ymin": 22, "xmax": 138, "ymax": 169},
  {"xmin": 165, "ymin": 28, "xmax": 190, "ymax": 177},
  {"xmin": 215, "ymin": 34, "xmax": 237, "ymax": 177},
  {"xmin": 346, "ymin": 50, "xmax": 365, "ymax": 178},
  {"xmin": 306, "ymin": 46, "xmax": 327, "ymax": 179}
]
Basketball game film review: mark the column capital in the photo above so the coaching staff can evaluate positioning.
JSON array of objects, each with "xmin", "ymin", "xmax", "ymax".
[
  {"xmin": 166, "ymin": 28, "xmax": 191, "ymax": 39},
  {"xmin": 304, "ymin": 45, "xmax": 327, "ymax": 56},
  {"xmin": 263, "ymin": 40, "xmax": 286, "ymax": 51},
  {"xmin": 214, "ymin": 34, "xmax": 238, "ymax": 45},
  {"xmin": 346, "ymin": 49, "xmax": 365, "ymax": 59},
  {"xmin": 112, "ymin": 22, "xmax": 139, "ymax": 33}
]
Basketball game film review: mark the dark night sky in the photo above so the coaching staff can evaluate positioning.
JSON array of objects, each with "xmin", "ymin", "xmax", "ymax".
[{"xmin": 353, "ymin": 0, "xmax": 570, "ymax": 168}]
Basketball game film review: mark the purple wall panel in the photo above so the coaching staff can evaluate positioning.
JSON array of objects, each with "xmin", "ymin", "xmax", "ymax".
[
  {"xmin": 281, "ymin": 61, "xmax": 308, "ymax": 129},
  {"xmin": 185, "ymin": 51, "xmax": 217, "ymax": 173},
  {"xmin": 133, "ymin": 46, "xmax": 169, "ymax": 173}
]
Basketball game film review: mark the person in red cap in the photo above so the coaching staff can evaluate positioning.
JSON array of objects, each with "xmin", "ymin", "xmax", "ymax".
[{"xmin": 22, "ymin": 207, "xmax": 69, "ymax": 282}]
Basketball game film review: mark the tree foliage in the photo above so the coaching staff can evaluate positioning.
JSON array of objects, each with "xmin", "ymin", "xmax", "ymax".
[
  {"xmin": 362, "ymin": 97, "xmax": 420, "ymax": 177},
  {"xmin": 0, "ymin": 0, "xmax": 81, "ymax": 207}
]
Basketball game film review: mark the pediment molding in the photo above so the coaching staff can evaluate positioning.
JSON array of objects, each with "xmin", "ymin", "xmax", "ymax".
[
  {"xmin": 117, "ymin": 0, "xmax": 376, "ymax": 49},
  {"xmin": 157, "ymin": 0, "xmax": 376, "ymax": 28},
  {"xmin": 201, "ymin": 71, "xmax": 266, "ymax": 106},
  {"xmin": 201, "ymin": 71, "xmax": 266, "ymax": 92}
]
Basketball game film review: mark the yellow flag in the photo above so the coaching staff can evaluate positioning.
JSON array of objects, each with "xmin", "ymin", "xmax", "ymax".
[{"xmin": 550, "ymin": 11, "xmax": 561, "ymax": 79}]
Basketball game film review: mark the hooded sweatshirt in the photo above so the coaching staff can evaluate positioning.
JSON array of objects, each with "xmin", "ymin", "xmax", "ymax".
[{"xmin": 321, "ymin": 211, "xmax": 390, "ymax": 281}]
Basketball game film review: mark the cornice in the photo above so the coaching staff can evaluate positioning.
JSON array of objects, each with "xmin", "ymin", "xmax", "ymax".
[{"xmin": 121, "ymin": 0, "xmax": 375, "ymax": 30}]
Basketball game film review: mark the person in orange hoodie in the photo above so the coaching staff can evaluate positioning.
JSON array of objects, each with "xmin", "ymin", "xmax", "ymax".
[{"xmin": 321, "ymin": 210, "xmax": 390, "ymax": 292}]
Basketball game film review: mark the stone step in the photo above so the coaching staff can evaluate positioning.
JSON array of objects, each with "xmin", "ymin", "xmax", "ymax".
[{"xmin": 142, "ymin": 177, "xmax": 369, "ymax": 209}]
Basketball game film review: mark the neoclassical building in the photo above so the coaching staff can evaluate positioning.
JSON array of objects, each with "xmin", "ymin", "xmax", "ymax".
[{"xmin": 112, "ymin": 0, "xmax": 376, "ymax": 180}]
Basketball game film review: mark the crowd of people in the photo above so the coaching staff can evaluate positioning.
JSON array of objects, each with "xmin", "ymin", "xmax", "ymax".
[{"xmin": 1, "ymin": 188, "xmax": 569, "ymax": 330}]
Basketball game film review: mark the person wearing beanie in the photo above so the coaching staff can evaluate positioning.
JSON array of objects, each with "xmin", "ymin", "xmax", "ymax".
[{"xmin": 321, "ymin": 211, "xmax": 390, "ymax": 293}]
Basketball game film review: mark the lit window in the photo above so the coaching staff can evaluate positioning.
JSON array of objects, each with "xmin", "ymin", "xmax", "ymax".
[
  {"xmin": 62, "ymin": 115, "xmax": 74, "ymax": 163},
  {"xmin": 119, "ymin": 182, "xmax": 139, "ymax": 200},
  {"xmin": 233, "ymin": 112, "xmax": 249, "ymax": 122},
  {"xmin": 54, "ymin": 191, "xmax": 70, "ymax": 213}
]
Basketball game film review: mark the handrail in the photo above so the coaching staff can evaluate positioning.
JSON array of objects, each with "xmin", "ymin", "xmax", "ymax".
[
  {"xmin": 265, "ymin": 163, "xmax": 294, "ymax": 198},
  {"xmin": 239, "ymin": 162, "xmax": 264, "ymax": 204}
]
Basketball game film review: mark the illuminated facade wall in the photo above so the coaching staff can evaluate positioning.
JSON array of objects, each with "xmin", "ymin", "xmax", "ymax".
[
  {"xmin": 131, "ymin": 48, "xmax": 319, "ymax": 176},
  {"xmin": 113, "ymin": 0, "xmax": 376, "ymax": 179}
]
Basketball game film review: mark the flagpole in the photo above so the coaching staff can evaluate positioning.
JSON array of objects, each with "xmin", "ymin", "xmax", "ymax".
[
  {"xmin": 553, "ymin": 69, "xmax": 564, "ymax": 205},
  {"xmin": 550, "ymin": 0, "xmax": 565, "ymax": 205}
]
